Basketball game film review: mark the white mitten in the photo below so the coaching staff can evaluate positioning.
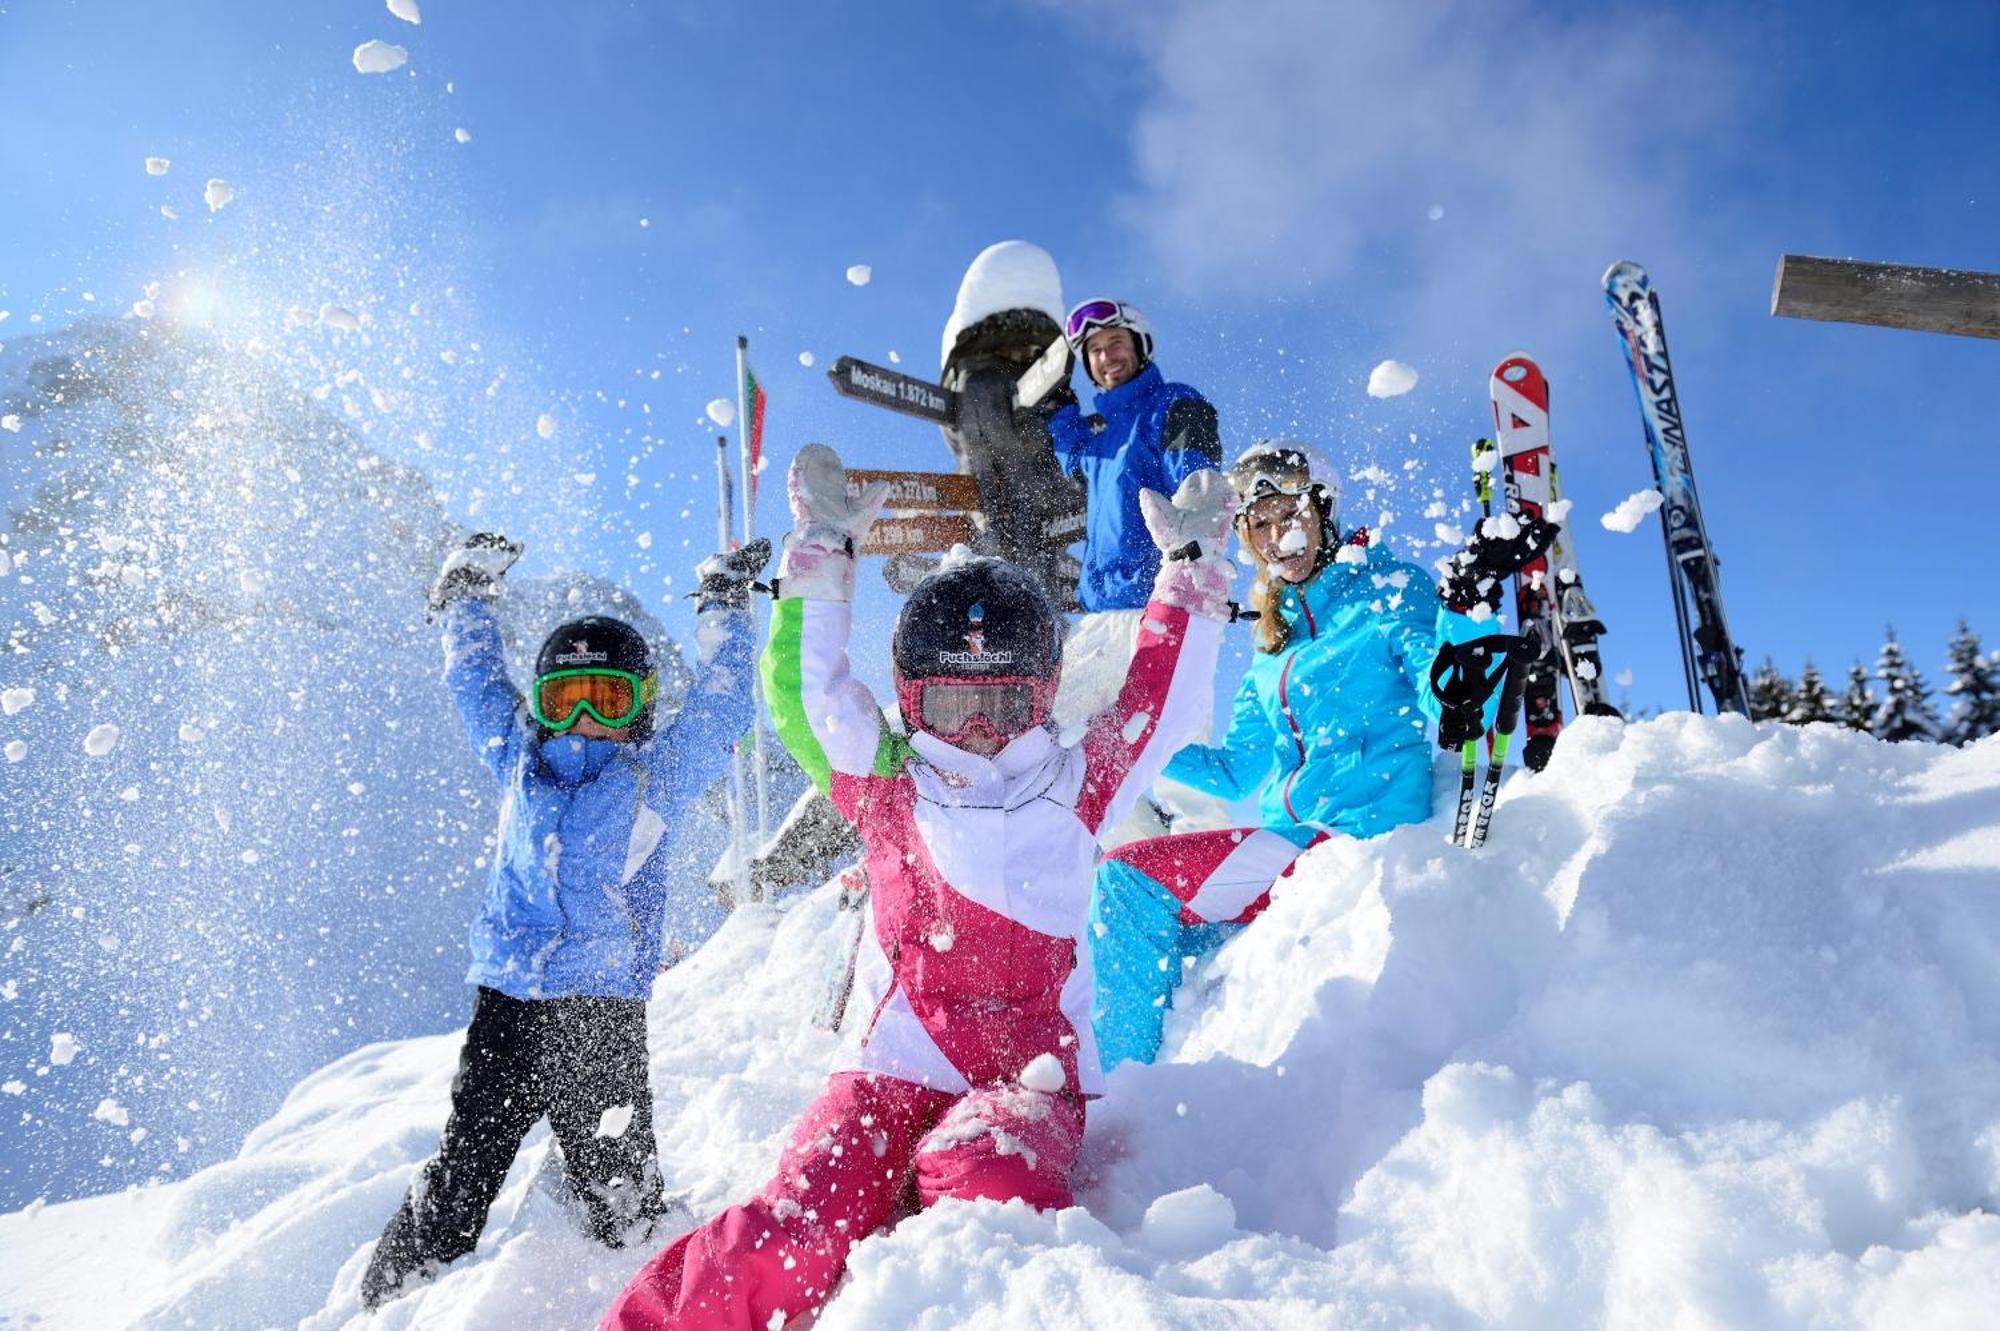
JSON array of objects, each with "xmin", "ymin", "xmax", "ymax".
[
  {"xmin": 1142, "ymin": 471, "xmax": 1238, "ymax": 621},
  {"xmin": 778, "ymin": 443, "xmax": 893, "ymax": 601}
]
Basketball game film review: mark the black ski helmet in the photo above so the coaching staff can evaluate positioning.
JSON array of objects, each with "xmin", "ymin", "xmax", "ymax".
[
  {"xmin": 535, "ymin": 616, "xmax": 658, "ymax": 739},
  {"xmin": 891, "ymin": 557, "xmax": 1064, "ymax": 685}
]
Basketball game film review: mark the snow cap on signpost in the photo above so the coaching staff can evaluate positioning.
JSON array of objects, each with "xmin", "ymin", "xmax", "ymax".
[{"xmin": 940, "ymin": 241, "xmax": 1063, "ymax": 369}]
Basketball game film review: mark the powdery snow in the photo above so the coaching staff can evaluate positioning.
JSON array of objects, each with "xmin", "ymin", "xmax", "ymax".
[
  {"xmin": 1, "ymin": 686, "xmax": 33, "ymax": 715},
  {"xmin": 1602, "ymin": 487, "xmax": 1665, "ymax": 532},
  {"xmin": 3, "ymin": 741, "xmax": 25, "ymax": 763},
  {"xmin": 4, "ymin": 723, "xmax": 1999, "ymax": 1330},
  {"xmin": 202, "ymin": 179, "xmax": 235, "ymax": 213},
  {"xmin": 454, "ymin": 127, "xmax": 471, "ymax": 144},
  {"xmin": 49, "ymin": 1033, "xmax": 80, "ymax": 1066},
  {"xmin": 940, "ymin": 239, "xmax": 1062, "ymax": 368},
  {"xmin": 703, "ymin": 398, "xmax": 735, "ymax": 428},
  {"xmin": 845, "ymin": 264, "xmax": 872, "ymax": 287},
  {"xmin": 386, "ymin": 0, "xmax": 422, "ymax": 24},
  {"xmin": 317, "ymin": 304, "xmax": 361, "ymax": 332},
  {"xmin": 351, "ymin": 40, "xmax": 408, "ymax": 75},
  {"xmin": 798, "ymin": 351, "xmax": 815, "ymax": 367},
  {"xmin": 143, "ymin": 157, "xmax": 170, "ymax": 176},
  {"xmin": 1366, "ymin": 359, "xmax": 1419, "ymax": 398},
  {"xmin": 537, "ymin": 412, "xmax": 558, "ymax": 440},
  {"xmin": 82, "ymin": 723, "xmax": 121, "ymax": 757}
]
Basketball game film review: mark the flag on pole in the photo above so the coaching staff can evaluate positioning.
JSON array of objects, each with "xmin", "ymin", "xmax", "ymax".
[{"xmin": 741, "ymin": 349, "xmax": 767, "ymax": 511}]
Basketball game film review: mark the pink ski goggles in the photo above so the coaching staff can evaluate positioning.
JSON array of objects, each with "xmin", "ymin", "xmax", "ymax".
[{"xmin": 896, "ymin": 676, "xmax": 1055, "ymax": 742}]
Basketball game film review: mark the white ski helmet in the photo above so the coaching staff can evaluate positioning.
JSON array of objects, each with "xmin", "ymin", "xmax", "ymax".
[{"xmin": 1063, "ymin": 297, "xmax": 1155, "ymax": 368}]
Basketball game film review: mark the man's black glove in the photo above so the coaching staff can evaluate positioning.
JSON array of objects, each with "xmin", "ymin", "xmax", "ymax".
[
  {"xmin": 1014, "ymin": 378, "xmax": 1079, "ymax": 434},
  {"xmin": 426, "ymin": 532, "xmax": 522, "ymax": 622},
  {"xmin": 694, "ymin": 537, "xmax": 773, "ymax": 611},
  {"xmin": 1438, "ymin": 514, "xmax": 1560, "ymax": 615},
  {"xmin": 1430, "ymin": 635, "xmax": 1518, "ymax": 748}
]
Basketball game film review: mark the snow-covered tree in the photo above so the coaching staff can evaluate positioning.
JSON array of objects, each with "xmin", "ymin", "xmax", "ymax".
[
  {"xmin": 1870, "ymin": 626, "xmax": 1941, "ymax": 743},
  {"xmin": 1788, "ymin": 660, "xmax": 1837, "ymax": 725},
  {"xmin": 1748, "ymin": 657, "xmax": 1797, "ymax": 722},
  {"xmin": 1940, "ymin": 618, "xmax": 2000, "ymax": 746},
  {"xmin": 1839, "ymin": 662, "xmax": 1876, "ymax": 732}
]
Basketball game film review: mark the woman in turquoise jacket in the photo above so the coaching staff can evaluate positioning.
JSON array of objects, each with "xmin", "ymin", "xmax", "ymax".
[{"xmin": 1090, "ymin": 442, "xmax": 1482, "ymax": 1070}]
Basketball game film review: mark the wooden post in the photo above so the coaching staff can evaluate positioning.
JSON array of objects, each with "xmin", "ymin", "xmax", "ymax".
[{"xmin": 1771, "ymin": 255, "xmax": 2000, "ymax": 340}]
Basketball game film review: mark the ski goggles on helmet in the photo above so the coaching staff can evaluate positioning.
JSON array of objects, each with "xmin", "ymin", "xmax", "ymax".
[
  {"xmin": 897, "ymin": 676, "xmax": 1053, "ymax": 742},
  {"xmin": 1064, "ymin": 298, "xmax": 1140, "ymax": 354},
  {"xmin": 531, "ymin": 667, "xmax": 658, "ymax": 732},
  {"xmin": 1228, "ymin": 447, "xmax": 1317, "ymax": 505}
]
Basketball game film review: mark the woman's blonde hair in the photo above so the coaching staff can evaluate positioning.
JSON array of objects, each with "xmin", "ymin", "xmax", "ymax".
[{"xmin": 1240, "ymin": 491, "xmax": 1338, "ymax": 654}]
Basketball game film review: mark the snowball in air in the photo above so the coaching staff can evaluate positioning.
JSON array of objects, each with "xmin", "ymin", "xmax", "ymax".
[
  {"xmin": 453, "ymin": 128, "xmax": 471, "ymax": 144},
  {"xmin": 705, "ymin": 399, "xmax": 736, "ymax": 427},
  {"xmin": 51, "ymin": 1033, "xmax": 80, "ymax": 1065},
  {"xmin": 318, "ymin": 304, "xmax": 361, "ymax": 332},
  {"xmin": 3, "ymin": 741, "xmax": 24, "ymax": 763},
  {"xmin": 845, "ymin": 264, "xmax": 872, "ymax": 287},
  {"xmin": 352, "ymin": 40, "xmax": 408, "ymax": 74},
  {"xmin": 536, "ymin": 413, "xmax": 557, "ymax": 440},
  {"xmin": 1, "ymin": 687, "xmax": 33, "ymax": 716},
  {"xmin": 144, "ymin": 157, "xmax": 171, "ymax": 176},
  {"xmin": 93, "ymin": 1098, "xmax": 130, "ymax": 1127},
  {"xmin": 596, "ymin": 1103, "xmax": 635, "ymax": 1138},
  {"xmin": 798, "ymin": 351, "xmax": 815, "ymax": 367},
  {"xmin": 83, "ymin": 724, "xmax": 122, "ymax": 757},
  {"xmin": 203, "ymin": 179, "xmax": 236, "ymax": 212},
  {"xmin": 0, "ymin": 415, "xmax": 19, "ymax": 432},
  {"xmin": 160, "ymin": 205, "xmax": 178, "ymax": 220},
  {"xmin": 387, "ymin": 0, "xmax": 422, "ymax": 24},
  {"xmin": 1367, "ymin": 360, "xmax": 1419, "ymax": 398},
  {"xmin": 1601, "ymin": 489, "xmax": 1664, "ymax": 533}
]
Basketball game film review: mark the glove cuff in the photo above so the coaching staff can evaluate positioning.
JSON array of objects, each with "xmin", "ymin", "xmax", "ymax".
[{"xmin": 777, "ymin": 531, "xmax": 856, "ymax": 602}]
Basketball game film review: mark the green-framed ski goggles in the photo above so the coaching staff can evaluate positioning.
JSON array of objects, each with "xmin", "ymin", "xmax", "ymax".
[{"xmin": 530, "ymin": 667, "xmax": 659, "ymax": 732}]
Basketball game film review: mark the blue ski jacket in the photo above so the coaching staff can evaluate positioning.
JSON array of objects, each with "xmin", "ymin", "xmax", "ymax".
[
  {"xmin": 441, "ymin": 597, "xmax": 756, "ymax": 1001},
  {"xmin": 1048, "ymin": 362, "xmax": 1221, "ymax": 612},
  {"xmin": 1163, "ymin": 543, "xmax": 1485, "ymax": 839}
]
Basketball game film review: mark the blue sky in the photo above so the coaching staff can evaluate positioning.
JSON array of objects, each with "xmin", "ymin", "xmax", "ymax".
[{"xmin": 3, "ymin": 0, "xmax": 1996, "ymax": 718}]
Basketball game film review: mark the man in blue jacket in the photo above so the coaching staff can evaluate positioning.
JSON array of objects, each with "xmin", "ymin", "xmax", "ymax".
[
  {"xmin": 359, "ymin": 533, "xmax": 768, "ymax": 1311},
  {"xmin": 1045, "ymin": 299, "xmax": 1222, "ymax": 613}
]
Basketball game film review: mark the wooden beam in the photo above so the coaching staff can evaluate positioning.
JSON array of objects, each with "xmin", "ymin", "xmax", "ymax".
[{"xmin": 1771, "ymin": 255, "xmax": 2000, "ymax": 340}]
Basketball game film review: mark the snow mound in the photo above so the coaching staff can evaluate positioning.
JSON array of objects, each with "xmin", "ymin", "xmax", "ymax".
[
  {"xmin": 5, "ymin": 722, "xmax": 1998, "ymax": 1329},
  {"xmin": 940, "ymin": 240, "xmax": 1063, "ymax": 369}
]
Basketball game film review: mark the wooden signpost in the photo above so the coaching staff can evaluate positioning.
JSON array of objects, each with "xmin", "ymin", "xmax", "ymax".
[{"xmin": 1771, "ymin": 256, "xmax": 2000, "ymax": 341}]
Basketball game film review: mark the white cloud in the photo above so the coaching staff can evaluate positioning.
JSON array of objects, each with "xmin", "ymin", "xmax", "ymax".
[{"xmin": 1092, "ymin": 1, "xmax": 1744, "ymax": 361}]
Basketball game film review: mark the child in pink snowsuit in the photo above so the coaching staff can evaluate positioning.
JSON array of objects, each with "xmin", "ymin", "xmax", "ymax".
[{"xmin": 600, "ymin": 444, "xmax": 1234, "ymax": 1331}]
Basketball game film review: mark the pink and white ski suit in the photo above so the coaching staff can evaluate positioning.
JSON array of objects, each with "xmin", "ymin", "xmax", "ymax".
[{"xmin": 601, "ymin": 582, "xmax": 1221, "ymax": 1331}]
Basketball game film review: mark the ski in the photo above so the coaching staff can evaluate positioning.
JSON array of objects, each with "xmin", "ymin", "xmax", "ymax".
[
  {"xmin": 1012, "ymin": 335, "xmax": 1072, "ymax": 411},
  {"xmin": 1487, "ymin": 355, "xmax": 1620, "ymax": 742},
  {"xmin": 1602, "ymin": 261, "xmax": 1751, "ymax": 715},
  {"xmin": 1467, "ymin": 637, "xmax": 1532, "ymax": 850}
]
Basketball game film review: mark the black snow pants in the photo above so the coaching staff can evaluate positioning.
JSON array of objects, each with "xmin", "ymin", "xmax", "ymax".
[{"xmin": 361, "ymin": 986, "xmax": 666, "ymax": 1308}]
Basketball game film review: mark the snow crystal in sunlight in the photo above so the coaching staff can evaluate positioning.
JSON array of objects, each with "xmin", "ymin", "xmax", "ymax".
[
  {"xmin": 536, "ymin": 412, "xmax": 557, "ymax": 440},
  {"xmin": 705, "ymin": 398, "xmax": 735, "ymax": 427},
  {"xmin": 49, "ymin": 1033, "xmax": 80, "ymax": 1066},
  {"xmin": 1, "ymin": 687, "xmax": 33, "ymax": 715},
  {"xmin": 352, "ymin": 40, "xmax": 408, "ymax": 75},
  {"xmin": 1601, "ymin": 488, "xmax": 1664, "ymax": 533},
  {"xmin": 845, "ymin": 264, "xmax": 872, "ymax": 287},
  {"xmin": 798, "ymin": 351, "xmax": 815, "ymax": 367},
  {"xmin": 1, "ymin": 415, "xmax": 19, "ymax": 432},
  {"xmin": 203, "ymin": 179, "xmax": 235, "ymax": 212},
  {"xmin": 1367, "ymin": 359, "xmax": 1419, "ymax": 398},
  {"xmin": 144, "ymin": 157, "xmax": 170, "ymax": 176},
  {"xmin": 3, "ymin": 741, "xmax": 25, "ymax": 763},
  {"xmin": 387, "ymin": 0, "xmax": 422, "ymax": 24},
  {"xmin": 82, "ymin": 724, "xmax": 121, "ymax": 757},
  {"xmin": 454, "ymin": 127, "xmax": 471, "ymax": 144}
]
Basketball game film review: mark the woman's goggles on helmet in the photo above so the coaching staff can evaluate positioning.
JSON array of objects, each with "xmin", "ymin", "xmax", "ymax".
[
  {"xmin": 1228, "ymin": 448, "xmax": 1316, "ymax": 504},
  {"xmin": 531, "ymin": 667, "xmax": 657, "ymax": 732},
  {"xmin": 1063, "ymin": 298, "xmax": 1126, "ymax": 348}
]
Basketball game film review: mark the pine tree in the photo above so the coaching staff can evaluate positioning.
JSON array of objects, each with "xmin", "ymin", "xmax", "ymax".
[
  {"xmin": 1787, "ymin": 660, "xmax": 1837, "ymax": 725},
  {"xmin": 1839, "ymin": 662, "xmax": 1875, "ymax": 732},
  {"xmin": 1870, "ymin": 626, "xmax": 1941, "ymax": 743},
  {"xmin": 1940, "ymin": 618, "xmax": 2000, "ymax": 746},
  {"xmin": 1747, "ymin": 657, "xmax": 1797, "ymax": 722}
]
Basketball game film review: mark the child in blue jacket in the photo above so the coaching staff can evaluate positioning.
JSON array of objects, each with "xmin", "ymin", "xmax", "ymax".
[{"xmin": 360, "ymin": 533, "xmax": 768, "ymax": 1310}]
